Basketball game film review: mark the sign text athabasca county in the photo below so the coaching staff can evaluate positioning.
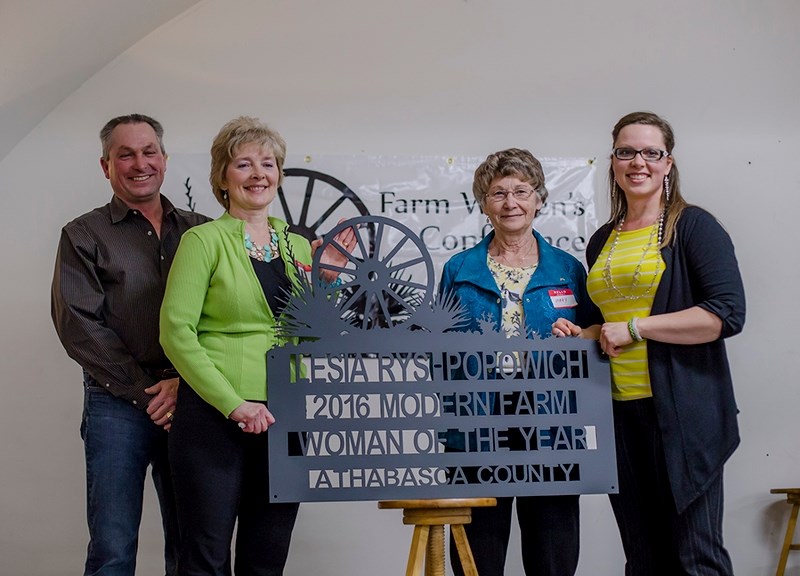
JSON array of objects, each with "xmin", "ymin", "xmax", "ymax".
[{"xmin": 268, "ymin": 334, "xmax": 617, "ymax": 502}]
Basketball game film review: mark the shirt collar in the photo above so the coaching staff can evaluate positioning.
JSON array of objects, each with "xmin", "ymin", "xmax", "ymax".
[{"xmin": 109, "ymin": 194, "xmax": 174, "ymax": 224}]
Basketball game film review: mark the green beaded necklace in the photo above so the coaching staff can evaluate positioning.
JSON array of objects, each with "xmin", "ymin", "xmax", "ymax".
[{"xmin": 244, "ymin": 226, "xmax": 280, "ymax": 262}]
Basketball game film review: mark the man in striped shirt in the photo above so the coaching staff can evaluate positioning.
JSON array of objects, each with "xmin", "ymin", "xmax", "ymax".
[{"xmin": 51, "ymin": 114, "xmax": 210, "ymax": 576}]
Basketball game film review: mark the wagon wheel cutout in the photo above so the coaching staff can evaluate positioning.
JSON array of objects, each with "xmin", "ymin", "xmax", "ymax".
[
  {"xmin": 277, "ymin": 168, "xmax": 370, "ymax": 243},
  {"xmin": 313, "ymin": 216, "xmax": 435, "ymax": 330}
]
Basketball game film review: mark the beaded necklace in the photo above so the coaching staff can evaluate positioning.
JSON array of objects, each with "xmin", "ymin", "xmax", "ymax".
[
  {"xmin": 244, "ymin": 226, "xmax": 280, "ymax": 262},
  {"xmin": 602, "ymin": 211, "xmax": 664, "ymax": 301}
]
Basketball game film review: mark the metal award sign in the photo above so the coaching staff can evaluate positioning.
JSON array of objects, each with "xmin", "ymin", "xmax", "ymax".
[{"xmin": 267, "ymin": 216, "xmax": 616, "ymax": 502}]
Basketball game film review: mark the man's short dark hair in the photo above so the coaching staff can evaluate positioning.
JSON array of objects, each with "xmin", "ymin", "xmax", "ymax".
[{"xmin": 100, "ymin": 114, "xmax": 165, "ymax": 160}]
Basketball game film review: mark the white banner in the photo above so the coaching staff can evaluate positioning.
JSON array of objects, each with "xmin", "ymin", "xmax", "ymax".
[{"xmin": 164, "ymin": 155, "xmax": 598, "ymax": 279}]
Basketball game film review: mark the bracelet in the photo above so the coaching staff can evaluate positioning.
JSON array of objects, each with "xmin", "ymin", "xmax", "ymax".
[{"xmin": 627, "ymin": 317, "xmax": 644, "ymax": 342}]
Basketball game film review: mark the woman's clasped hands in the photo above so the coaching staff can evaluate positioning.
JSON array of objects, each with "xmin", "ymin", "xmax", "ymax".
[
  {"xmin": 230, "ymin": 401, "xmax": 276, "ymax": 434},
  {"xmin": 552, "ymin": 318, "xmax": 632, "ymax": 357}
]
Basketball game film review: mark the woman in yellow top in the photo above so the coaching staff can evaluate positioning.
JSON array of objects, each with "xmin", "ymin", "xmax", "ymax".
[
  {"xmin": 554, "ymin": 112, "xmax": 745, "ymax": 575},
  {"xmin": 160, "ymin": 117, "xmax": 353, "ymax": 576}
]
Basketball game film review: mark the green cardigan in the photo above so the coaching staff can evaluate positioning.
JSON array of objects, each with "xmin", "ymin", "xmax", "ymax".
[{"xmin": 160, "ymin": 212, "xmax": 311, "ymax": 417}]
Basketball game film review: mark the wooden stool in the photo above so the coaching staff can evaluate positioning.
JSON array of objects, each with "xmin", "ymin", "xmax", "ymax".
[
  {"xmin": 378, "ymin": 498, "xmax": 496, "ymax": 576},
  {"xmin": 771, "ymin": 488, "xmax": 800, "ymax": 575}
]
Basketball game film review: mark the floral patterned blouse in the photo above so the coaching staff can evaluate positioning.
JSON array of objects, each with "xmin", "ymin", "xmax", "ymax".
[{"xmin": 487, "ymin": 255, "xmax": 537, "ymax": 338}]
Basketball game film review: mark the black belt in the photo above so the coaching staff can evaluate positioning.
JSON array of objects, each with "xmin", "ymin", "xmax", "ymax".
[{"xmin": 145, "ymin": 367, "xmax": 179, "ymax": 380}]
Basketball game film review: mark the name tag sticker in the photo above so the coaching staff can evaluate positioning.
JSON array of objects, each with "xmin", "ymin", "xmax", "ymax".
[{"xmin": 549, "ymin": 289, "xmax": 577, "ymax": 308}]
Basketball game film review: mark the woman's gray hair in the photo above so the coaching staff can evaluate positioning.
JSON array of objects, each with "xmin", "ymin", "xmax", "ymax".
[{"xmin": 472, "ymin": 148, "xmax": 548, "ymax": 207}]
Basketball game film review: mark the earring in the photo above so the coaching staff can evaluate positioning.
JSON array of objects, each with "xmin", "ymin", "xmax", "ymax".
[
  {"xmin": 664, "ymin": 175, "xmax": 671, "ymax": 202},
  {"xmin": 611, "ymin": 182, "xmax": 618, "ymax": 201},
  {"xmin": 222, "ymin": 191, "xmax": 228, "ymax": 200}
]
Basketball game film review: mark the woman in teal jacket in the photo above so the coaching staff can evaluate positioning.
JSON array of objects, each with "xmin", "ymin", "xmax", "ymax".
[
  {"xmin": 439, "ymin": 230, "xmax": 592, "ymax": 339},
  {"xmin": 160, "ymin": 117, "xmax": 352, "ymax": 576},
  {"xmin": 439, "ymin": 148, "xmax": 593, "ymax": 576}
]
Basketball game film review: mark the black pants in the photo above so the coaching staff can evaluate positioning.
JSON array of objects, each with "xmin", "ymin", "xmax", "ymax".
[
  {"xmin": 609, "ymin": 398, "xmax": 733, "ymax": 576},
  {"xmin": 450, "ymin": 494, "xmax": 579, "ymax": 576},
  {"xmin": 169, "ymin": 385, "xmax": 299, "ymax": 576}
]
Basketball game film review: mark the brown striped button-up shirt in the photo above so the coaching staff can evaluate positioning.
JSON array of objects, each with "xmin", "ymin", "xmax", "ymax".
[{"xmin": 51, "ymin": 194, "xmax": 210, "ymax": 408}]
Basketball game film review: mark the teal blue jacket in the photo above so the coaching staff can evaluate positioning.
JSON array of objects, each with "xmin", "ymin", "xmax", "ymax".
[
  {"xmin": 439, "ymin": 229, "xmax": 594, "ymax": 337},
  {"xmin": 437, "ymin": 229, "xmax": 594, "ymax": 451}
]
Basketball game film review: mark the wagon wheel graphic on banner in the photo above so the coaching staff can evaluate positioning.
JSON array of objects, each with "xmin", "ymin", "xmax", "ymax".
[
  {"xmin": 313, "ymin": 216, "xmax": 435, "ymax": 330},
  {"xmin": 277, "ymin": 168, "xmax": 370, "ymax": 243}
]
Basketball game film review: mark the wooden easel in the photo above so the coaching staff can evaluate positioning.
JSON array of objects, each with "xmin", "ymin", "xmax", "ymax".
[
  {"xmin": 771, "ymin": 488, "xmax": 800, "ymax": 576},
  {"xmin": 378, "ymin": 498, "xmax": 496, "ymax": 576}
]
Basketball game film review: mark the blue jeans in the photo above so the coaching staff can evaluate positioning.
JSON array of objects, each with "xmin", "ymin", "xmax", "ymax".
[{"xmin": 81, "ymin": 376, "xmax": 179, "ymax": 576}]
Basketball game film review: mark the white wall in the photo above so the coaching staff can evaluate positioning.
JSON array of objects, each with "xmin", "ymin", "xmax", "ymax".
[{"xmin": 1, "ymin": 0, "xmax": 798, "ymax": 574}]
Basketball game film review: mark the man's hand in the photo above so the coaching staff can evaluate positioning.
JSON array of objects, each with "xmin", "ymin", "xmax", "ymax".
[
  {"xmin": 145, "ymin": 377, "xmax": 179, "ymax": 430},
  {"xmin": 312, "ymin": 221, "xmax": 357, "ymax": 283}
]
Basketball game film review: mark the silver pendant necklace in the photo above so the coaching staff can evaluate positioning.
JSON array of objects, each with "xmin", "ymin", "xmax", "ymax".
[{"xmin": 602, "ymin": 211, "xmax": 664, "ymax": 301}]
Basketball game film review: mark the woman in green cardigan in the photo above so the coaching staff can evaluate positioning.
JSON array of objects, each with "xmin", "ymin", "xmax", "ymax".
[{"xmin": 160, "ymin": 117, "xmax": 352, "ymax": 576}]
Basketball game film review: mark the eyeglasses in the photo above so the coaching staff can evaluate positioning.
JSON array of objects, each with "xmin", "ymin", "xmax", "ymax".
[
  {"xmin": 486, "ymin": 187, "xmax": 536, "ymax": 203},
  {"xmin": 612, "ymin": 147, "xmax": 670, "ymax": 162}
]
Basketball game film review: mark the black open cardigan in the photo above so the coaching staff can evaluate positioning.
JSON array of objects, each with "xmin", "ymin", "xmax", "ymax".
[{"xmin": 586, "ymin": 206, "xmax": 746, "ymax": 513}]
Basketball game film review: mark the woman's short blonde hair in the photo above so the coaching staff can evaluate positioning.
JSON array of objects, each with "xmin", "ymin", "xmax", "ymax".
[
  {"xmin": 472, "ymin": 148, "xmax": 549, "ymax": 207},
  {"xmin": 209, "ymin": 116, "xmax": 287, "ymax": 210}
]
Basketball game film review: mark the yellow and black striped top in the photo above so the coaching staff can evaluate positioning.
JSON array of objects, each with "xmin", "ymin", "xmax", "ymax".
[{"xmin": 587, "ymin": 224, "xmax": 664, "ymax": 401}]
